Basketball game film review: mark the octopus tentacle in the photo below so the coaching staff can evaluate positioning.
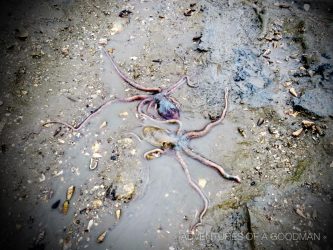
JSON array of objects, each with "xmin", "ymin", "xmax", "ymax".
[
  {"xmin": 44, "ymin": 95, "xmax": 148, "ymax": 132},
  {"xmin": 137, "ymin": 98, "xmax": 152, "ymax": 117},
  {"xmin": 184, "ymin": 87, "xmax": 229, "ymax": 139},
  {"xmin": 164, "ymin": 76, "xmax": 189, "ymax": 95},
  {"xmin": 182, "ymin": 147, "xmax": 241, "ymax": 183},
  {"xmin": 139, "ymin": 112, "xmax": 183, "ymax": 135},
  {"xmin": 102, "ymin": 49, "xmax": 161, "ymax": 93},
  {"xmin": 175, "ymin": 151, "xmax": 209, "ymax": 234}
]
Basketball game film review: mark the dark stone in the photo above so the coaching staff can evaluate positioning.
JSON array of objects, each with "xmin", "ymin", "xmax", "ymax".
[
  {"xmin": 51, "ymin": 199, "xmax": 61, "ymax": 209},
  {"xmin": 110, "ymin": 155, "xmax": 118, "ymax": 161}
]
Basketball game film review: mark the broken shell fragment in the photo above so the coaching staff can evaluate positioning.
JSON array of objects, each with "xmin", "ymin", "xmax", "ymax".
[
  {"xmin": 289, "ymin": 87, "xmax": 298, "ymax": 97},
  {"xmin": 116, "ymin": 209, "xmax": 121, "ymax": 220},
  {"xmin": 89, "ymin": 158, "xmax": 99, "ymax": 170},
  {"xmin": 97, "ymin": 231, "xmax": 107, "ymax": 243},
  {"xmin": 62, "ymin": 200, "xmax": 69, "ymax": 215},
  {"xmin": 292, "ymin": 128, "xmax": 303, "ymax": 137},
  {"xmin": 302, "ymin": 120, "xmax": 314, "ymax": 128},
  {"xmin": 66, "ymin": 185, "xmax": 75, "ymax": 201}
]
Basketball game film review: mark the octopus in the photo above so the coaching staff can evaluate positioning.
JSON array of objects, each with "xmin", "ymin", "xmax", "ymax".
[
  {"xmin": 140, "ymin": 88, "xmax": 240, "ymax": 233},
  {"xmin": 43, "ymin": 48, "xmax": 193, "ymax": 131}
]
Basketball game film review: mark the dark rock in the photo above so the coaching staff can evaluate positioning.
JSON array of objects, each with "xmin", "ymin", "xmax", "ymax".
[
  {"xmin": 293, "ymin": 89, "xmax": 333, "ymax": 117},
  {"xmin": 51, "ymin": 199, "xmax": 61, "ymax": 209}
]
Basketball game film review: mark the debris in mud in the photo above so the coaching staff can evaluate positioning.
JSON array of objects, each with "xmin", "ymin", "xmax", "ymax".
[
  {"xmin": 302, "ymin": 120, "xmax": 315, "ymax": 128},
  {"xmin": 292, "ymin": 128, "xmax": 303, "ymax": 137},
  {"xmin": 184, "ymin": 8, "xmax": 195, "ymax": 16},
  {"xmin": 117, "ymin": 138, "xmax": 134, "ymax": 148},
  {"xmin": 106, "ymin": 184, "xmax": 117, "ymax": 200},
  {"xmin": 268, "ymin": 126, "xmax": 278, "ymax": 135},
  {"xmin": 119, "ymin": 111, "xmax": 129, "ymax": 118},
  {"xmin": 116, "ymin": 183, "xmax": 135, "ymax": 201},
  {"xmin": 293, "ymin": 89, "xmax": 333, "ymax": 117},
  {"xmin": 92, "ymin": 199, "xmax": 103, "ymax": 209},
  {"xmin": 39, "ymin": 173, "xmax": 46, "ymax": 182},
  {"xmin": 61, "ymin": 47, "xmax": 69, "ymax": 56},
  {"xmin": 115, "ymin": 209, "xmax": 121, "ymax": 220},
  {"xmin": 110, "ymin": 20, "xmax": 127, "ymax": 35},
  {"xmin": 100, "ymin": 121, "xmax": 107, "ymax": 129},
  {"xmin": 303, "ymin": 4, "xmax": 310, "ymax": 12},
  {"xmin": 184, "ymin": 3, "xmax": 196, "ymax": 16},
  {"xmin": 96, "ymin": 231, "xmax": 107, "ymax": 243},
  {"xmin": 98, "ymin": 38, "xmax": 108, "ymax": 46},
  {"xmin": 237, "ymin": 127, "xmax": 246, "ymax": 137},
  {"xmin": 86, "ymin": 219, "xmax": 94, "ymax": 232},
  {"xmin": 198, "ymin": 179, "xmax": 207, "ymax": 188},
  {"xmin": 257, "ymin": 118, "xmax": 264, "ymax": 126},
  {"xmin": 15, "ymin": 28, "xmax": 29, "ymax": 40},
  {"xmin": 295, "ymin": 206, "xmax": 306, "ymax": 218},
  {"xmin": 119, "ymin": 10, "xmax": 132, "ymax": 18},
  {"xmin": 89, "ymin": 158, "xmax": 99, "ymax": 170},
  {"xmin": 274, "ymin": 2, "xmax": 291, "ymax": 9}
]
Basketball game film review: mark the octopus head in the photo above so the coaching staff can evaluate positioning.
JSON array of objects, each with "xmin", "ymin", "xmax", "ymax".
[{"xmin": 155, "ymin": 95, "xmax": 180, "ymax": 120}]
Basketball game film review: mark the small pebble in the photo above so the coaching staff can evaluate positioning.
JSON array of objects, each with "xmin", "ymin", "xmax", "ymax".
[
  {"xmin": 303, "ymin": 4, "xmax": 310, "ymax": 11},
  {"xmin": 110, "ymin": 155, "xmax": 117, "ymax": 161}
]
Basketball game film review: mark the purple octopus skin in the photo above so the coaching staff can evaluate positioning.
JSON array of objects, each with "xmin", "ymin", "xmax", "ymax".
[{"xmin": 154, "ymin": 93, "xmax": 180, "ymax": 120}]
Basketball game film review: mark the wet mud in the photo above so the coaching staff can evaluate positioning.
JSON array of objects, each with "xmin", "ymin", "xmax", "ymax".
[{"xmin": 0, "ymin": 0, "xmax": 332, "ymax": 249}]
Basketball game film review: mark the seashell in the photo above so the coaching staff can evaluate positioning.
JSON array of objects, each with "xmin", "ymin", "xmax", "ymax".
[
  {"xmin": 86, "ymin": 219, "xmax": 94, "ymax": 232},
  {"xmin": 96, "ymin": 231, "xmax": 107, "ymax": 243},
  {"xmin": 116, "ymin": 209, "xmax": 121, "ymax": 220},
  {"xmin": 100, "ymin": 121, "xmax": 107, "ymax": 129},
  {"xmin": 89, "ymin": 158, "xmax": 99, "ymax": 170},
  {"xmin": 257, "ymin": 118, "xmax": 264, "ymax": 126},
  {"xmin": 292, "ymin": 128, "xmax": 303, "ymax": 137},
  {"xmin": 62, "ymin": 200, "xmax": 69, "ymax": 215},
  {"xmin": 66, "ymin": 186, "xmax": 75, "ymax": 201},
  {"xmin": 289, "ymin": 87, "xmax": 298, "ymax": 97},
  {"xmin": 51, "ymin": 199, "xmax": 61, "ymax": 209}
]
